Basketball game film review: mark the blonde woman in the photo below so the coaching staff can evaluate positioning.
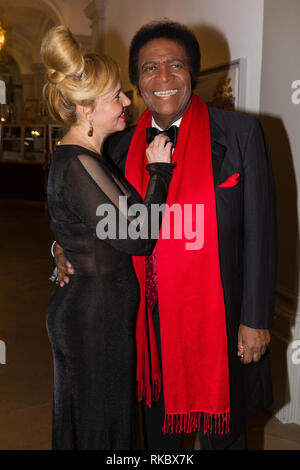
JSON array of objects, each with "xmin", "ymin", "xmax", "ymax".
[{"xmin": 41, "ymin": 26, "xmax": 174, "ymax": 450}]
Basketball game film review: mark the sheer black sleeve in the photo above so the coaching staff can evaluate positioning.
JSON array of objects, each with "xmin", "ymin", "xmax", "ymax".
[{"xmin": 63, "ymin": 153, "xmax": 175, "ymax": 255}]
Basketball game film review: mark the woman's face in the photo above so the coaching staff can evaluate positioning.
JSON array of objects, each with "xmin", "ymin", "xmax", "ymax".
[{"xmin": 91, "ymin": 81, "xmax": 131, "ymax": 136}]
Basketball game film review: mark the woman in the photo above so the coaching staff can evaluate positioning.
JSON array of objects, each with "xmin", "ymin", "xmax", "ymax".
[{"xmin": 41, "ymin": 25, "xmax": 175, "ymax": 450}]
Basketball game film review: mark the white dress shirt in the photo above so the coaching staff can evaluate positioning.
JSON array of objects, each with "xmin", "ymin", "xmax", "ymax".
[{"xmin": 151, "ymin": 117, "xmax": 182, "ymax": 130}]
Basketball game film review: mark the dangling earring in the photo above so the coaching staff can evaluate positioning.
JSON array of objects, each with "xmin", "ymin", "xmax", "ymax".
[{"xmin": 88, "ymin": 121, "xmax": 93, "ymax": 137}]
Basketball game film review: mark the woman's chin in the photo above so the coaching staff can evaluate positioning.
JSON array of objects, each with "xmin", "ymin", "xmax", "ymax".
[{"xmin": 117, "ymin": 119, "xmax": 127, "ymax": 131}]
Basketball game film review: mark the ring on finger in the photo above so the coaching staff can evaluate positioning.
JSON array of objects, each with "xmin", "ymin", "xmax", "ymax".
[{"xmin": 239, "ymin": 343, "xmax": 246, "ymax": 358}]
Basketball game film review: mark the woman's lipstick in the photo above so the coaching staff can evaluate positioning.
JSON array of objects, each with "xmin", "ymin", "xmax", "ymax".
[{"xmin": 119, "ymin": 108, "xmax": 126, "ymax": 120}]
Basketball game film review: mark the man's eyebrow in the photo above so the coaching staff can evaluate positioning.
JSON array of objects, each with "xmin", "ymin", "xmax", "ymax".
[
  {"xmin": 140, "ymin": 61, "xmax": 158, "ymax": 68},
  {"xmin": 141, "ymin": 58, "xmax": 185, "ymax": 68}
]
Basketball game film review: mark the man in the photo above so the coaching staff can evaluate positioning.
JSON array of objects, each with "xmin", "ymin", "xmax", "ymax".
[{"xmin": 53, "ymin": 20, "xmax": 277, "ymax": 450}]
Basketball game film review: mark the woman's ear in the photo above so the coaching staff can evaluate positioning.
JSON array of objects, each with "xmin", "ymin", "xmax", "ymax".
[{"xmin": 76, "ymin": 103, "xmax": 92, "ymax": 123}]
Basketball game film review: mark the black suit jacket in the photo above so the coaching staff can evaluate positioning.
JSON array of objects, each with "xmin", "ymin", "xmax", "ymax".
[{"xmin": 104, "ymin": 106, "xmax": 277, "ymax": 436}]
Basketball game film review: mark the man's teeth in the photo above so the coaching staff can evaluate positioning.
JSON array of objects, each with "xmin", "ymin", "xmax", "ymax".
[{"xmin": 154, "ymin": 89, "xmax": 178, "ymax": 97}]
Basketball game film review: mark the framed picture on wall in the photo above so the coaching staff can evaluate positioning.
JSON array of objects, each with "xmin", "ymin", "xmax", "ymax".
[
  {"xmin": 195, "ymin": 58, "xmax": 247, "ymax": 111},
  {"xmin": 22, "ymin": 99, "xmax": 39, "ymax": 122}
]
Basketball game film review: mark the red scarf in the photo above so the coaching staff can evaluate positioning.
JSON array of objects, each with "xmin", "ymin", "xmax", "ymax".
[{"xmin": 125, "ymin": 95, "xmax": 230, "ymax": 434}]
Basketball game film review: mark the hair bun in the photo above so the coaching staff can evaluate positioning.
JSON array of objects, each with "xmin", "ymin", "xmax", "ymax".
[
  {"xmin": 41, "ymin": 25, "xmax": 85, "ymax": 85},
  {"xmin": 46, "ymin": 68, "xmax": 68, "ymax": 85}
]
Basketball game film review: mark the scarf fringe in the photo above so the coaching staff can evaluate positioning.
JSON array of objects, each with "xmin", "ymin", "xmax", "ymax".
[
  {"xmin": 162, "ymin": 410, "xmax": 230, "ymax": 435},
  {"xmin": 138, "ymin": 379, "xmax": 161, "ymax": 408}
]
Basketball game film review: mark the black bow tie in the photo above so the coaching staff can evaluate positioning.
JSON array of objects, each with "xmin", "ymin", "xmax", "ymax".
[{"xmin": 146, "ymin": 125, "xmax": 179, "ymax": 148}]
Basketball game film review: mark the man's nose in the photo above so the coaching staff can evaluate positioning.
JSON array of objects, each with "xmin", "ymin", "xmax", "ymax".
[{"xmin": 157, "ymin": 64, "xmax": 171, "ymax": 81}]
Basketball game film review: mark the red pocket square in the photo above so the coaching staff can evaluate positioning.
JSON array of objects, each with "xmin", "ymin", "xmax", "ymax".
[{"xmin": 219, "ymin": 173, "xmax": 240, "ymax": 188}]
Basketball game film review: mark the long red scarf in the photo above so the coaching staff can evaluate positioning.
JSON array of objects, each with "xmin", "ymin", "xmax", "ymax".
[{"xmin": 125, "ymin": 95, "xmax": 230, "ymax": 434}]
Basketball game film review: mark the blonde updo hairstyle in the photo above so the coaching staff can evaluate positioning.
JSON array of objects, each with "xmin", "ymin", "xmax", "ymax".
[{"xmin": 41, "ymin": 25, "xmax": 120, "ymax": 126}]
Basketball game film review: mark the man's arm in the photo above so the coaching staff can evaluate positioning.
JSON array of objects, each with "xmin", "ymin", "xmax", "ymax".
[{"xmin": 237, "ymin": 117, "xmax": 277, "ymax": 364}]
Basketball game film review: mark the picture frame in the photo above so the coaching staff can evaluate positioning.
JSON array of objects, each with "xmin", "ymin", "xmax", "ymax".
[
  {"xmin": 194, "ymin": 58, "xmax": 247, "ymax": 111},
  {"xmin": 22, "ymin": 99, "xmax": 39, "ymax": 122}
]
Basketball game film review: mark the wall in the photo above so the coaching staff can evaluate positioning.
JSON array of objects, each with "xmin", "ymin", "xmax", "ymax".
[
  {"xmin": 57, "ymin": 0, "xmax": 91, "ymax": 35},
  {"xmin": 260, "ymin": 0, "xmax": 300, "ymax": 425},
  {"xmin": 104, "ymin": 0, "xmax": 264, "ymax": 119}
]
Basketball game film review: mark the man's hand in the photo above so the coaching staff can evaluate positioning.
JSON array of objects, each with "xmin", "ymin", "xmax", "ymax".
[
  {"xmin": 237, "ymin": 325, "xmax": 270, "ymax": 364},
  {"xmin": 53, "ymin": 243, "xmax": 74, "ymax": 287}
]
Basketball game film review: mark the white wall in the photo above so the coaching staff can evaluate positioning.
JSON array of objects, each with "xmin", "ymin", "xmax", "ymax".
[
  {"xmin": 63, "ymin": 0, "xmax": 91, "ymax": 35},
  {"xmin": 104, "ymin": 0, "xmax": 264, "ymax": 116},
  {"xmin": 260, "ymin": 0, "xmax": 300, "ymax": 297},
  {"xmin": 260, "ymin": 0, "xmax": 300, "ymax": 425},
  {"xmin": 46, "ymin": 0, "xmax": 91, "ymax": 34}
]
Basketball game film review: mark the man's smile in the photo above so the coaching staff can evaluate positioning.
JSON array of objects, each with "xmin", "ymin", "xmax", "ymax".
[{"xmin": 153, "ymin": 89, "xmax": 179, "ymax": 97}]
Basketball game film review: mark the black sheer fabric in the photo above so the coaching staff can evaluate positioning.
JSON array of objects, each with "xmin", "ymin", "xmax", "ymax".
[{"xmin": 46, "ymin": 144, "xmax": 174, "ymax": 450}]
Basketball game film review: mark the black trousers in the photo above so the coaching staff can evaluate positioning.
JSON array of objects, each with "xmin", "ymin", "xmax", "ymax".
[
  {"xmin": 142, "ymin": 304, "xmax": 247, "ymax": 451},
  {"xmin": 141, "ymin": 304, "xmax": 183, "ymax": 450}
]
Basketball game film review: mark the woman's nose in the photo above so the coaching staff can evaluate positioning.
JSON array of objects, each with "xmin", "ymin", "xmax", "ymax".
[{"xmin": 122, "ymin": 92, "xmax": 131, "ymax": 107}]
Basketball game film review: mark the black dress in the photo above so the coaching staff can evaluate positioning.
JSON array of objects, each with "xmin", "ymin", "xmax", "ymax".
[{"xmin": 46, "ymin": 144, "xmax": 174, "ymax": 450}]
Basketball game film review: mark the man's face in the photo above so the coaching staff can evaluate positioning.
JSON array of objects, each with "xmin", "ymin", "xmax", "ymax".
[{"xmin": 137, "ymin": 38, "xmax": 192, "ymax": 129}]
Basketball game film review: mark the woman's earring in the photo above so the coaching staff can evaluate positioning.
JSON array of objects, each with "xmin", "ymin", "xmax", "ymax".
[{"xmin": 88, "ymin": 121, "xmax": 93, "ymax": 137}]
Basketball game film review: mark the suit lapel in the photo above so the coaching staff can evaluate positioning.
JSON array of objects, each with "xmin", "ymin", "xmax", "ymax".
[{"xmin": 208, "ymin": 108, "xmax": 227, "ymax": 187}]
